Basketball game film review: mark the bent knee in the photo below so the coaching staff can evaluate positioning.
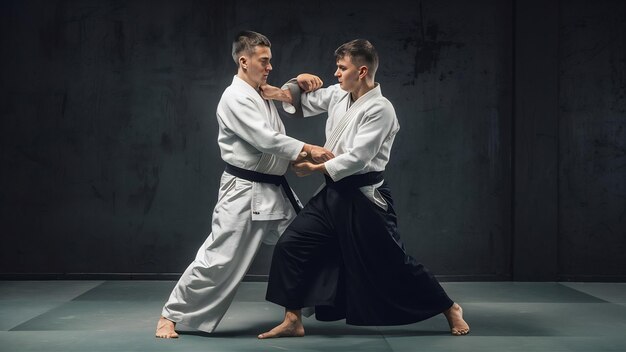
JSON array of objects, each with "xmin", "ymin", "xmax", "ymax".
[
  {"xmin": 275, "ymin": 229, "xmax": 303, "ymax": 252},
  {"xmin": 276, "ymin": 230, "xmax": 295, "ymax": 247}
]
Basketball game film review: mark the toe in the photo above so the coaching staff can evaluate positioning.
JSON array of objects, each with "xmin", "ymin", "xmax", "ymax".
[{"xmin": 451, "ymin": 328, "xmax": 465, "ymax": 336}]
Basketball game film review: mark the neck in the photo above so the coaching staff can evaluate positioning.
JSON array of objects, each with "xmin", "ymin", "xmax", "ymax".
[
  {"xmin": 350, "ymin": 80, "xmax": 376, "ymax": 101},
  {"xmin": 237, "ymin": 70, "xmax": 259, "ymax": 90}
]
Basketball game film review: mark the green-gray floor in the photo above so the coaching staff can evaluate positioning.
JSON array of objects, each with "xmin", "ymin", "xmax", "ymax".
[{"xmin": 1, "ymin": 281, "xmax": 625, "ymax": 351}]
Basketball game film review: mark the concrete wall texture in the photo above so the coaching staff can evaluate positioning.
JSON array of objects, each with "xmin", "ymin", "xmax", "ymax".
[{"xmin": 0, "ymin": 0, "xmax": 624, "ymax": 281}]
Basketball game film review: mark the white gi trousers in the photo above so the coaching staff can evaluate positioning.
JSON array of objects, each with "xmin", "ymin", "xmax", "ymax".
[{"xmin": 161, "ymin": 172, "xmax": 295, "ymax": 333}]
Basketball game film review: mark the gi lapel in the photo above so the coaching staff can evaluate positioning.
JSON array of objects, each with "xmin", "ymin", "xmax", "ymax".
[
  {"xmin": 232, "ymin": 76, "xmax": 283, "ymax": 173},
  {"xmin": 233, "ymin": 76, "xmax": 269, "ymax": 119},
  {"xmin": 324, "ymin": 84, "xmax": 381, "ymax": 151},
  {"xmin": 256, "ymin": 101, "xmax": 283, "ymax": 173}
]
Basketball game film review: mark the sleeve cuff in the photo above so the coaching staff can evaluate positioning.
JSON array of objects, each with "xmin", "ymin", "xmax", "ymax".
[
  {"xmin": 324, "ymin": 158, "xmax": 342, "ymax": 181},
  {"xmin": 289, "ymin": 141, "xmax": 306, "ymax": 161},
  {"xmin": 281, "ymin": 78, "xmax": 302, "ymax": 115}
]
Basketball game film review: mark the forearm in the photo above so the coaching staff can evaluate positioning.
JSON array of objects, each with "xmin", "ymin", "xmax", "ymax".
[
  {"xmin": 273, "ymin": 88, "xmax": 293, "ymax": 104},
  {"xmin": 259, "ymin": 84, "xmax": 293, "ymax": 104},
  {"xmin": 282, "ymin": 79, "xmax": 335, "ymax": 117},
  {"xmin": 313, "ymin": 162, "xmax": 327, "ymax": 175},
  {"xmin": 323, "ymin": 152, "xmax": 371, "ymax": 181},
  {"xmin": 251, "ymin": 133, "xmax": 305, "ymax": 161}
]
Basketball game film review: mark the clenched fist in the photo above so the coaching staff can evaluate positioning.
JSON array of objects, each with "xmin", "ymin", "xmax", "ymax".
[
  {"xmin": 296, "ymin": 73, "xmax": 323, "ymax": 92},
  {"xmin": 303, "ymin": 144, "xmax": 334, "ymax": 163}
]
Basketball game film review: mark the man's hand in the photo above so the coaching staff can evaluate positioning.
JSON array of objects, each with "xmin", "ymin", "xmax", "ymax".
[
  {"xmin": 309, "ymin": 145, "xmax": 334, "ymax": 163},
  {"xmin": 259, "ymin": 84, "xmax": 292, "ymax": 103},
  {"xmin": 296, "ymin": 73, "xmax": 323, "ymax": 92},
  {"xmin": 292, "ymin": 146, "xmax": 331, "ymax": 177},
  {"xmin": 294, "ymin": 151, "xmax": 308, "ymax": 163},
  {"xmin": 291, "ymin": 160, "xmax": 319, "ymax": 177},
  {"xmin": 303, "ymin": 144, "xmax": 335, "ymax": 163}
]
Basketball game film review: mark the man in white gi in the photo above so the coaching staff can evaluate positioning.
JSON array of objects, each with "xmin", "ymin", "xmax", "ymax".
[
  {"xmin": 155, "ymin": 30, "xmax": 332, "ymax": 338},
  {"xmin": 257, "ymin": 39, "xmax": 470, "ymax": 338}
]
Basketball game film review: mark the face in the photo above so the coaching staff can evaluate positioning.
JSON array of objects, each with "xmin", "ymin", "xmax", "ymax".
[
  {"xmin": 241, "ymin": 45, "xmax": 272, "ymax": 87},
  {"xmin": 334, "ymin": 55, "xmax": 362, "ymax": 92}
]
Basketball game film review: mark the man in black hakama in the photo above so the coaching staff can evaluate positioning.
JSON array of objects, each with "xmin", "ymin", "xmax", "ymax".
[{"xmin": 257, "ymin": 39, "xmax": 470, "ymax": 338}]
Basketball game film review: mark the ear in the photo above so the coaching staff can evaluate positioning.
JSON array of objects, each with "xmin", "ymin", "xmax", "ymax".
[
  {"xmin": 358, "ymin": 66, "xmax": 369, "ymax": 79},
  {"xmin": 239, "ymin": 56, "xmax": 247, "ymax": 70}
]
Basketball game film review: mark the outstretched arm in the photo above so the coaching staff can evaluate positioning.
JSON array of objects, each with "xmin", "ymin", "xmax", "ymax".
[
  {"xmin": 259, "ymin": 73, "xmax": 323, "ymax": 104},
  {"xmin": 276, "ymin": 75, "xmax": 341, "ymax": 118}
]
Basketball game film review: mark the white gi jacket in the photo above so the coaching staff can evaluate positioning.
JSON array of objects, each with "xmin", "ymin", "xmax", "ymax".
[
  {"xmin": 161, "ymin": 76, "xmax": 306, "ymax": 333},
  {"xmin": 217, "ymin": 75, "xmax": 305, "ymax": 221},
  {"xmin": 283, "ymin": 82, "xmax": 400, "ymax": 209}
]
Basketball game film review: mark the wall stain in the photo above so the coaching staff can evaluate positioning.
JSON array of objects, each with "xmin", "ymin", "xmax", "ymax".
[
  {"xmin": 91, "ymin": 185, "xmax": 116, "ymax": 213},
  {"xmin": 160, "ymin": 132, "xmax": 173, "ymax": 153},
  {"xmin": 127, "ymin": 165, "xmax": 160, "ymax": 215},
  {"xmin": 401, "ymin": 1, "xmax": 464, "ymax": 84}
]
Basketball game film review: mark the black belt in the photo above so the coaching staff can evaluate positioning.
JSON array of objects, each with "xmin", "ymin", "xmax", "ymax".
[
  {"xmin": 225, "ymin": 163, "xmax": 301, "ymax": 214},
  {"xmin": 324, "ymin": 171, "xmax": 384, "ymax": 189}
]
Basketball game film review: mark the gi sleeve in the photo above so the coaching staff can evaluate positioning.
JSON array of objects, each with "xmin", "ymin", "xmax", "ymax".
[
  {"xmin": 218, "ymin": 94, "xmax": 305, "ymax": 161},
  {"xmin": 324, "ymin": 101, "xmax": 398, "ymax": 181},
  {"xmin": 281, "ymin": 79, "xmax": 342, "ymax": 118}
]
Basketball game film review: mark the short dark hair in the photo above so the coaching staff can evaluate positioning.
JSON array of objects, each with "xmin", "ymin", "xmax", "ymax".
[
  {"xmin": 232, "ymin": 30, "xmax": 271, "ymax": 65},
  {"xmin": 334, "ymin": 39, "xmax": 379, "ymax": 77}
]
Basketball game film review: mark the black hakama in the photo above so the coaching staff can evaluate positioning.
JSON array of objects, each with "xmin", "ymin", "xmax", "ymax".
[{"xmin": 266, "ymin": 172, "xmax": 454, "ymax": 326}]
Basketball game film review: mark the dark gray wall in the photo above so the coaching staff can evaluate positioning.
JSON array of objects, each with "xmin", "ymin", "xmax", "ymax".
[
  {"xmin": 513, "ymin": 0, "xmax": 560, "ymax": 280},
  {"xmin": 0, "ymin": 0, "xmax": 624, "ymax": 281},
  {"xmin": 557, "ymin": 0, "xmax": 626, "ymax": 280},
  {"xmin": 513, "ymin": 0, "xmax": 626, "ymax": 281}
]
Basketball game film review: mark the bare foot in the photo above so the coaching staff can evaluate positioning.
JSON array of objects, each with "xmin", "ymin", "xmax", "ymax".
[
  {"xmin": 443, "ymin": 303, "xmax": 470, "ymax": 336},
  {"xmin": 258, "ymin": 311, "xmax": 305, "ymax": 339},
  {"xmin": 155, "ymin": 316, "xmax": 179, "ymax": 338}
]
